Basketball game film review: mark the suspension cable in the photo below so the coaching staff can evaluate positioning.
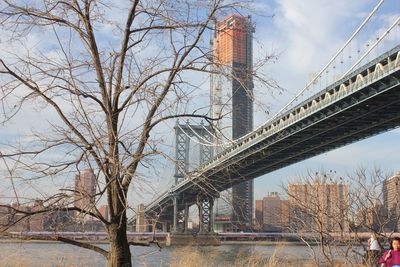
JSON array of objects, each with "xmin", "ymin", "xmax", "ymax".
[
  {"xmin": 200, "ymin": 123, "xmax": 235, "ymax": 148},
  {"xmin": 268, "ymin": 0, "xmax": 385, "ymax": 123},
  {"xmin": 341, "ymin": 15, "xmax": 400, "ymax": 78}
]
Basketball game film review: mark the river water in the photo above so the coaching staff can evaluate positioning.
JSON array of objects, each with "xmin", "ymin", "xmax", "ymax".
[{"xmin": 0, "ymin": 241, "xmax": 365, "ymax": 266}]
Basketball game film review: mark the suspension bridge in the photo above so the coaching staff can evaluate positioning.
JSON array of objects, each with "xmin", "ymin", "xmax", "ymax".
[{"xmin": 135, "ymin": 1, "xmax": 400, "ymax": 240}]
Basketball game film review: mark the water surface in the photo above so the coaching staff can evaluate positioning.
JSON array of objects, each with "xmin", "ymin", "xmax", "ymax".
[{"xmin": 0, "ymin": 241, "xmax": 364, "ymax": 266}]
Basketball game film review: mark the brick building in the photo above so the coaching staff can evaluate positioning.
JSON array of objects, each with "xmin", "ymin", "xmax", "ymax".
[
  {"xmin": 255, "ymin": 192, "xmax": 289, "ymax": 232},
  {"xmin": 288, "ymin": 182, "xmax": 349, "ymax": 232}
]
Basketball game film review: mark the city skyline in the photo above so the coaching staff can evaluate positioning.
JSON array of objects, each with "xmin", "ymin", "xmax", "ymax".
[{"xmin": 254, "ymin": 171, "xmax": 400, "ymax": 233}]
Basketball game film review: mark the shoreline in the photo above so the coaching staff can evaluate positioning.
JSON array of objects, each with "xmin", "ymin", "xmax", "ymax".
[{"xmin": 221, "ymin": 240, "xmax": 308, "ymax": 246}]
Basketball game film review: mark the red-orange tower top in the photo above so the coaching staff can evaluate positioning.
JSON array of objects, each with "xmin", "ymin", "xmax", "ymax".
[{"xmin": 214, "ymin": 15, "xmax": 253, "ymax": 65}]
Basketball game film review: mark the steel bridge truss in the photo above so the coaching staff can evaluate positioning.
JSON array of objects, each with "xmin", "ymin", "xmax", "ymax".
[{"xmin": 197, "ymin": 194, "xmax": 214, "ymax": 234}]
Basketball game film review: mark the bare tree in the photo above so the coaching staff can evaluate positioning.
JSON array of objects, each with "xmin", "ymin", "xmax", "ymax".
[
  {"xmin": 285, "ymin": 171, "xmax": 350, "ymax": 266},
  {"xmin": 348, "ymin": 167, "xmax": 398, "ymax": 266},
  {"xmin": 349, "ymin": 167, "xmax": 397, "ymax": 235},
  {"xmin": 285, "ymin": 168, "xmax": 400, "ymax": 266},
  {"xmin": 0, "ymin": 0, "xmax": 276, "ymax": 266}
]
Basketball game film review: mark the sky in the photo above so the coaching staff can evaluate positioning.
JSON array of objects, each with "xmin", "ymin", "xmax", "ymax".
[
  {"xmin": 248, "ymin": 0, "xmax": 400, "ymax": 200},
  {"xmin": 140, "ymin": 0, "xmax": 400, "ymax": 204},
  {"xmin": 0, "ymin": 0, "xmax": 399, "ymax": 207}
]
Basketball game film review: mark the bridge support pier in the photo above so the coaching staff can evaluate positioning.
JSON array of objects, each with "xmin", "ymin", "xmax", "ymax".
[
  {"xmin": 172, "ymin": 195, "xmax": 190, "ymax": 233},
  {"xmin": 168, "ymin": 193, "xmax": 220, "ymax": 245},
  {"xmin": 162, "ymin": 222, "xmax": 167, "ymax": 232},
  {"xmin": 197, "ymin": 194, "xmax": 214, "ymax": 234},
  {"xmin": 168, "ymin": 194, "xmax": 220, "ymax": 246},
  {"xmin": 183, "ymin": 203, "xmax": 189, "ymax": 233}
]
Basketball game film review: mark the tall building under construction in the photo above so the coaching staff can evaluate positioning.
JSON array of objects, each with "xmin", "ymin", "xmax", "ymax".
[{"xmin": 211, "ymin": 14, "xmax": 254, "ymax": 230}]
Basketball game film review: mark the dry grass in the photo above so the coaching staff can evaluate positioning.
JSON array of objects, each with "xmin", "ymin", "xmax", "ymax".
[
  {"xmin": 0, "ymin": 245, "xmax": 370, "ymax": 267},
  {"xmin": 0, "ymin": 243, "xmax": 103, "ymax": 267},
  {"xmin": 0, "ymin": 256, "xmax": 30, "ymax": 267},
  {"xmin": 168, "ymin": 245, "xmax": 371, "ymax": 267},
  {"xmin": 168, "ymin": 245, "xmax": 303, "ymax": 267},
  {"xmin": 169, "ymin": 246, "xmax": 217, "ymax": 267}
]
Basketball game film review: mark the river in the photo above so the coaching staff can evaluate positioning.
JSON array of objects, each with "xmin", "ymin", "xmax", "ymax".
[{"xmin": 0, "ymin": 241, "xmax": 366, "ymax": 266}]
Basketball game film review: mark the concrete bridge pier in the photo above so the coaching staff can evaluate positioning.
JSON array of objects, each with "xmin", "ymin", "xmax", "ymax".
[
  {"xmin": 169, "ymin": 196, "xmax": 192, "ymax": 245},
  {"xmin": 162, "ymin": 221, "xmax": 168, "ymax": 232}
]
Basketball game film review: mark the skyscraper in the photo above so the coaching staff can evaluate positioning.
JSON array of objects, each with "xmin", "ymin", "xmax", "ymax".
[
  {"xmin": 211, "ymin": 14, "xmax": 254, "ymax": 229},
  {"xmin": 74, "ymin": 169, "xmax": 96, "ymax": 211}
]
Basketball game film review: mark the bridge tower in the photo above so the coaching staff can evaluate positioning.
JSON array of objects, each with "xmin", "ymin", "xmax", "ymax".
[
  {"xmin": 173, "ymin": 121, "xmax": 214, "ymax": 234},
  {"xmin": 211, "ymin": 14, "xmax": 254, "ymax": 230},
  {"xmin": 174, "ymin": 121, "xmax": 213, "ymax": 185}
]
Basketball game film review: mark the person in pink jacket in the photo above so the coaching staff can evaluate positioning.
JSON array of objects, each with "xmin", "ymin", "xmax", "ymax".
[{"xmin": 379, "ymin": 237, "xmax": 400, "ymax": 267}]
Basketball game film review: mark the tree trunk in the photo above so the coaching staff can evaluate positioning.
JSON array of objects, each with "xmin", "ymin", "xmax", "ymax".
[{"xmin": 107, "ymin": 221, "xmax": 132, "ymax": 267}]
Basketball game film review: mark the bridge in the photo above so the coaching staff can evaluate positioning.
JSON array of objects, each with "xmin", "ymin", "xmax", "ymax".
[
  {"xmin": 136, "ymin": 5, "xmax": 400, "ymax": 239},
  {"xmin": 142, "ymin": 45, "xmax": 400, "ymax": 232}
]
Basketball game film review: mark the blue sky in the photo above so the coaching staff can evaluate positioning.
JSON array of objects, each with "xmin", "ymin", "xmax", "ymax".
[
  {"xmin": 140, "ymin": 0, "xmax": 400, "ymax": 204},
  {"xmin": 0, "ymin": 0, "xmax": 399, "ymax": 207},
  {"xmin": 249, "ymin": 0, "xmax": 400, "ymax": 200}
]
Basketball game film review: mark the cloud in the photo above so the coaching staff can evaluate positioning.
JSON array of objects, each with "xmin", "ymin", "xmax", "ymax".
[
  {"xmin": 253, "ymin": 0, "xmax": 400, "ymax": 198},
  {"xmin": 1, "ymin": 0, "xmax": 399, "ymax": 204},
  {"xmin": 252, "ymin": 0, "xmax": 399, "ymax": 121}
]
